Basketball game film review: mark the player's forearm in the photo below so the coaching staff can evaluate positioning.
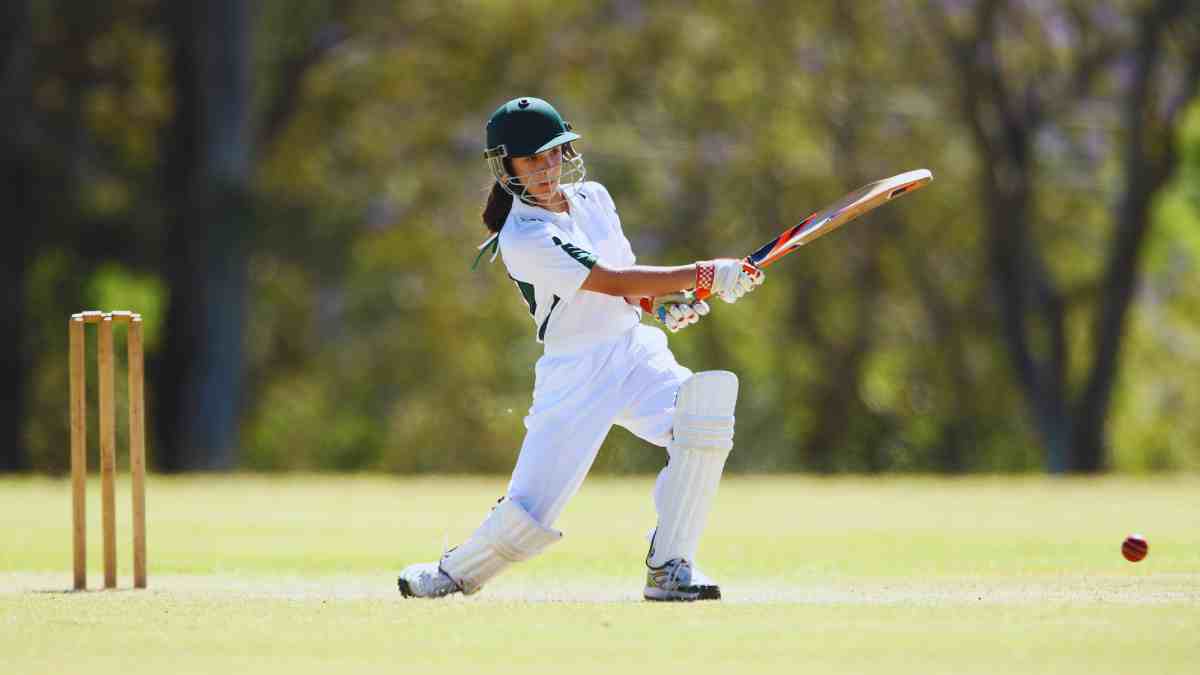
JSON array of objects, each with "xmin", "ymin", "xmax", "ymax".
[{"xmin": 581, "ymin": 263, "xmax": 696, "ymax": 298}]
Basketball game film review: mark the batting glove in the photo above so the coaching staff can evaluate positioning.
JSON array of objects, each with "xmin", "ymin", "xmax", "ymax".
[
  {"xmin": 640, "ymin": 292, "xmax": 711, "ymax": 333},
  {"xmin": 695, "ymin": 259, "xmax": 765, "ymax": 303}
]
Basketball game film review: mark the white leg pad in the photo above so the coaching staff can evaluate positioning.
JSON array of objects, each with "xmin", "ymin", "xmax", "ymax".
[
  {"xmin": 647, "ymin": 370, "xmax": 738, "ymax": 568},
  {"xmin": 440, "ymin": 498, "xmax": 562, "ymax": 594}
]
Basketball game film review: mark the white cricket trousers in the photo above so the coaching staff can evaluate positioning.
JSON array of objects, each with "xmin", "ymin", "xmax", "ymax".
[{"xmin": 506, "ymin": 324, "xmax": 692, "ymax": 528}]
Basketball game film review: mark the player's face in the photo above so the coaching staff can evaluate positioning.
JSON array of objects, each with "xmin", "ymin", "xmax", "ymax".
[{"xmin": 510, "ymin": 146, "xmax": 563, "ymax": 206}]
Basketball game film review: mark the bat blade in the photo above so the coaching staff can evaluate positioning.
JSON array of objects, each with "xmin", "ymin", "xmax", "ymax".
[{"xmin": 747, "ymin": 169, "xmax": 932, "ymax": 268}]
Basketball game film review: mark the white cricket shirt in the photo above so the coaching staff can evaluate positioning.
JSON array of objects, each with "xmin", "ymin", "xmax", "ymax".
[{"xmin": 498, "ymin": 181, "xmax": 640, "ymax": 354}]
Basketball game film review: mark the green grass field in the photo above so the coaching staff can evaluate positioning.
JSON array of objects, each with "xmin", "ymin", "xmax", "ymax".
[{"xmin": 2, "ymin": 475, "xmax": 1197, "ymax": 674}]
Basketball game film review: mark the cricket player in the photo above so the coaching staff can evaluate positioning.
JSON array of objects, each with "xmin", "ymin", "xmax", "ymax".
[{"xmin": 397, "ymin": 97, "xmax": 764, "ymax": 601}]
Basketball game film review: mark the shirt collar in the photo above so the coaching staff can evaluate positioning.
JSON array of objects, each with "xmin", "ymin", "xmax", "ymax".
[{"xmin": 511, "ymin": 191, "xmax": 574, "ymax": 223}]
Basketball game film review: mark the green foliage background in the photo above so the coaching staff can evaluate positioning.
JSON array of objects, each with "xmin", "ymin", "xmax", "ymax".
[{"xmin": 16, "ymin": 1, "xmax": 1200, "ymax": 473}]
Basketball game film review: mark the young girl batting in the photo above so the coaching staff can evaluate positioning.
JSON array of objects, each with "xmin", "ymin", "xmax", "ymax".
[{"xmin": 398, "ymin": 97, "xmax": 764, "ymax": 601}]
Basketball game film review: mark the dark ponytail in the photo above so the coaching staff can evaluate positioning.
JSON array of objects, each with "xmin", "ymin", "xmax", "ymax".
[{"xmin": 482, "ymin": 182, "xmax": 514, "ymax": 233}]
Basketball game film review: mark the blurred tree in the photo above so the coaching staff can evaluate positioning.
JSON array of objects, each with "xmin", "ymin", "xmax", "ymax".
[
  {"xmin": 925, "ymin": 0, "xmax": 1200, "ymax": 472},
  {"xmin": 157, "ymin": 0, "xmax": 347, "ymax": 469},
  {"xmin": 157, "ymin": 0, "xmax": 254, "ymax": 470},
  {"xmin": 1, "ymin": 0, "xmax": 164, "ymax": 471}
]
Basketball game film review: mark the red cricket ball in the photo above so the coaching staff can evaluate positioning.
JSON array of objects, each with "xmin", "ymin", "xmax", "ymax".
[{"xmin": 1121, "ymin": 534, "xmax": 1148, "ymax": 562}]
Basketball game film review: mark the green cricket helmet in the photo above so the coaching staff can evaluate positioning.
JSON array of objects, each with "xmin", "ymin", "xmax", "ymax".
[{"xmin": 484, "ymin": 97, "xmax": 586, "ymax": 206}]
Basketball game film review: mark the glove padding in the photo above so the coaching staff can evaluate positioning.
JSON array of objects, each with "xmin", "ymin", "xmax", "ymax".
[
  {"xmin": 640, "ymin": 292, "xmax": 711, "ymax": 333},
  {"xmin": 697, "ymin": 259, "xmax": 765, "ymax": 303}
]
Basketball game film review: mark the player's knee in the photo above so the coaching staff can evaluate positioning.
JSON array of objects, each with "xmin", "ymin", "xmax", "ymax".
[{"xmin": 671, "ymin": 370, "xmax": 738, "ymax": 453}]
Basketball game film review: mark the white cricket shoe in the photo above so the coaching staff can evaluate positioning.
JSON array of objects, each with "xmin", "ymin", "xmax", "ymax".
[
  {"xmin": 644, "ymin": 529, "xmax": 721, "ymax": 600},
  {"xmin": 397, "ymin": 562, "xmax": 463, "ymax": 598},
  {"xmin": 644, "ymin": 558, "xmax": 700, "ymax": 602}
]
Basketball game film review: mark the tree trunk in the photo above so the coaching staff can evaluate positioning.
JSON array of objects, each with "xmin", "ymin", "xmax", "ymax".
[
  {"xmin": 1069, "ymin": 1, "xmax": 1195, "ymax": 472},
  {"xmin": 159, "ymin": 0, "xmax": 253, "ymax": 470},
  {"xmin": 0, "ymin": 0, "xmax": 32, "ymax": 472}
]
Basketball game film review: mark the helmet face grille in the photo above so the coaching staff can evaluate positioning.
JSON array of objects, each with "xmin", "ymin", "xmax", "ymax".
[{"xmin": 488, "ymin": 144, "xmax": 586, "ymax": 210}]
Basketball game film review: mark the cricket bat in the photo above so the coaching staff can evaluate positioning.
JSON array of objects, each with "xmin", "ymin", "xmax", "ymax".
[{"xmin": 693, "ymin": 169, "xmax": 933, "ymax": 300}]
